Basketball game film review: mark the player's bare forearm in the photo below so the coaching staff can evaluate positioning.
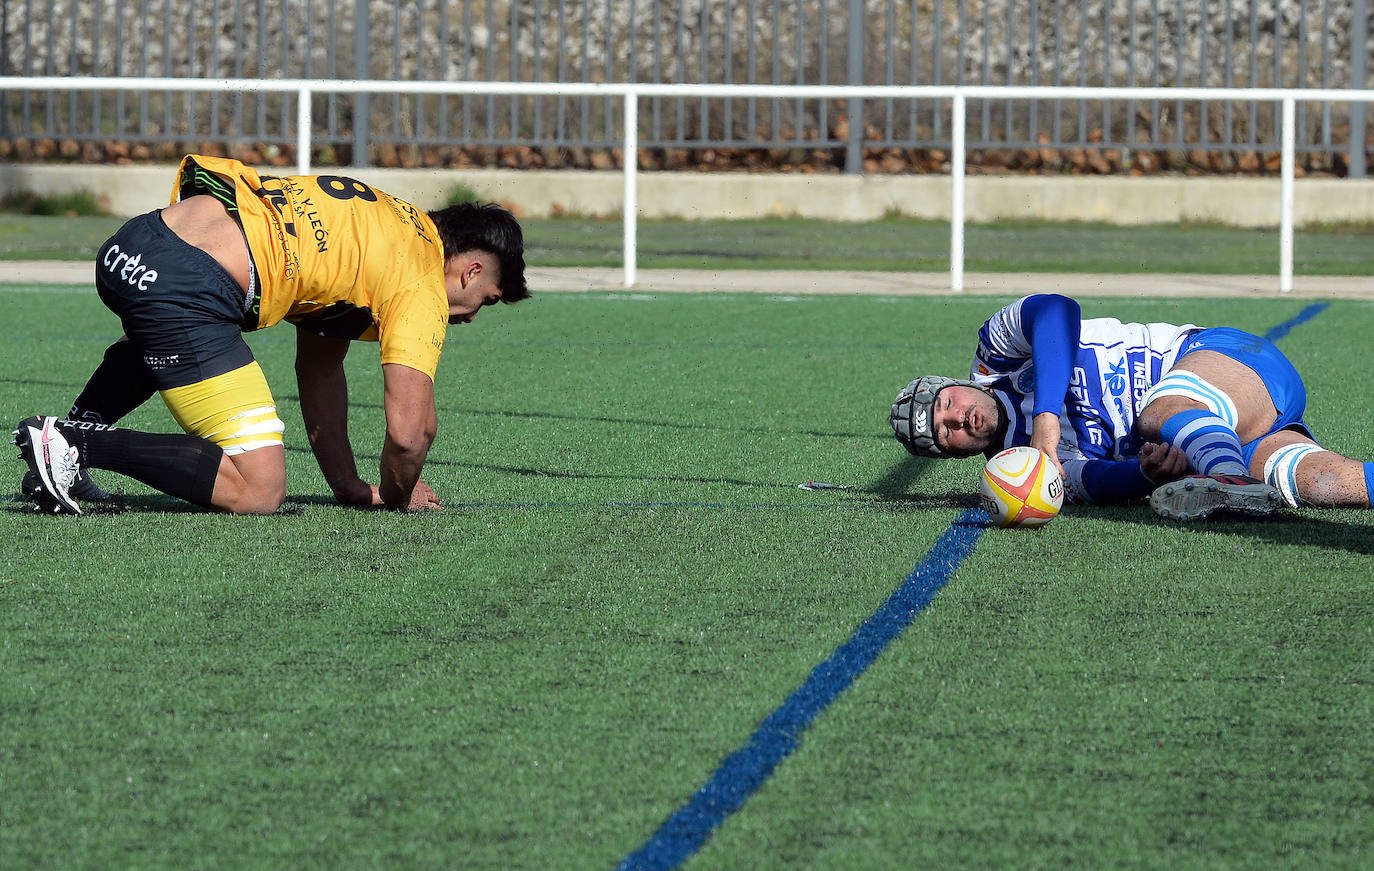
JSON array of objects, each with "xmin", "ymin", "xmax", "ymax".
[
  {"xmin": 296, "ymin": 329, "xmax": 379, "ymax": 505},
  {"xmin": 1030, "ymin": 412, "xmax": 1063, "ymax": 473},
  {"xmin": 379, "ymin": 436, "xmax": 431, "ymax": 508},
  {"xmin": 380, "ymin": 363, "xmax": 439, "ymax": 510}
]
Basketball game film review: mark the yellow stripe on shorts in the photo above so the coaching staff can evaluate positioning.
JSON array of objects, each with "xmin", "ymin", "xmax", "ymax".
[{"xmin": 160, "ymin": 361, "xmax": 285, "ymax": 455}]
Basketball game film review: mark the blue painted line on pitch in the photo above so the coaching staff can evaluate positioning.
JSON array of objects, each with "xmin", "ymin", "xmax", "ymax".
[
  {"xmin": 1264, "ymin": 302, "xmax": 1328, "ymax": 342},
  {"xmin": 616, "ymin": 508, "xmax": 988, "ymax": 871}
]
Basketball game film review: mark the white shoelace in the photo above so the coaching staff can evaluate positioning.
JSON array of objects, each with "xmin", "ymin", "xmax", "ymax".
[{"xmin": 51, "ymin": 445, "xmax": 80, "ymax": 493}]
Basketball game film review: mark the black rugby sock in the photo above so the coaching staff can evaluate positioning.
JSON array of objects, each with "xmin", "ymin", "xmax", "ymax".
[
  {"xmin": 69, "ymin": 340, "xmax": 157, "ymax": 425},
  {"xmin": 56, "ymin": 422, "xmax": 223, "ymax": 507}
]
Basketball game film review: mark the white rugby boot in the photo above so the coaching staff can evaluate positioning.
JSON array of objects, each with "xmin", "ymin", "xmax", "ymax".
[
  {"xmin": 21, "ymin": 466, "xmax": 112, "ymax": 503},
  {"xmin": 12, "ymin": 416, "xmax": 83, "ymax": 515}
]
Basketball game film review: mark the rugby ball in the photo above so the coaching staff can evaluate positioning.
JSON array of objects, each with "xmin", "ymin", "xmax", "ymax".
[{"xmin": 979, "ymin": 446, "xmax": 1064, "ymax": 528}]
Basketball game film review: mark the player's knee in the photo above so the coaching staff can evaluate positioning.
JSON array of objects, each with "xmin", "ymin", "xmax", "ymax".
[
  {"xmin": 1137, "ymin": 398, "xmax": 1191, "ymax": 440},
  {"xmin": 1137, "ymin": 403, "xmax": 1165, "ymax": 440},
  {"xmin": 249, "ymin": 490, "xmax": 285, "ymax": 515},
  {"xmin": 249, "ymin": 474, "xmax": 287, "ymax": 514},
  {"xmin": 222, "ymin": 479, "xmax": 285, "ymax": 515},
  {"xmin": 215, "ymin": 444, "xmax": 287, "ymax": 514}
]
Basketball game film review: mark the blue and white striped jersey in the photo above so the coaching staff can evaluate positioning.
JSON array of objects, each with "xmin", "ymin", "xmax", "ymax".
[{"xmin": 968, "ymin": 295, "xmax": 1198, "ymax": 503}]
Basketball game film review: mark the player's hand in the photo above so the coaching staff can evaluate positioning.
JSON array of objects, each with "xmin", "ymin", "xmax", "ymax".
[
  {"xmin": 1139, "ymin": 442, "xmax": 1189, "ymax": 482},
  {"xmin": 335, "ymin": 478, "xmax": 385, "ymax": 507},
  {"xmin": 407, "ymin": 478, "xmax": 443, "ymax": 511},
  {"xmin": 1030, "ymin": 412, "xmax": 1063, "ymax": 476}
]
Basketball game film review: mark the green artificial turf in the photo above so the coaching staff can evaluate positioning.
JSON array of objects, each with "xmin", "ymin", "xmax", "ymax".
[
  {"xmin": 3, "ymin": 212, "xmax": 1374, "ymax": 276},
  {"xmin": 1, "ymin": 288, "xmax": 1371, "ymax": 869}
]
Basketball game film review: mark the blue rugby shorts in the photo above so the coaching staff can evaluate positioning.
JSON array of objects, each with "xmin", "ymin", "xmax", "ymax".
[{"xmin": 1174, "ymin": 326, "xmax": 1315, "ymax": 465}]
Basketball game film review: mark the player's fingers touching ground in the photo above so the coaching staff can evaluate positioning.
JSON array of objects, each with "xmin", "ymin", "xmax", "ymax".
[{"xmin": 407, "ymin": 479, "xmax": 443, "ymax": 510}]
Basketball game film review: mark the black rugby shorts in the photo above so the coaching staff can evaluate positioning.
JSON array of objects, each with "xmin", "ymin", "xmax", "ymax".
[{"xmin": 95, "ymin": 210, "xmax": 256, "ymax": 390}]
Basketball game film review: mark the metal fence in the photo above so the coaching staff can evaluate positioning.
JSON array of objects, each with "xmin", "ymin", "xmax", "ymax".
[{"xmin": 2, "ymin": 0, "xmax": 1371, "ymax": 175}]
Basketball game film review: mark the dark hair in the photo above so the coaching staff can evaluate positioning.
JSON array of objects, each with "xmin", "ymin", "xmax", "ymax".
[{"xmin": 427, "ymin": 202, "xmax": 529, "ymax": 302}]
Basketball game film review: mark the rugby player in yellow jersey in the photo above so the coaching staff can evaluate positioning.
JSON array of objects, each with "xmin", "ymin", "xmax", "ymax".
[{"xmin": 14, "ymin": 154, "xmax": 529, "ymax": 515}]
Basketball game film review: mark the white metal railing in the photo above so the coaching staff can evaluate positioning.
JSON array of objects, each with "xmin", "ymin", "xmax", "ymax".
[{"xmin": 5, "ymin": 76, "xmax": 1374, "ymax": 292}]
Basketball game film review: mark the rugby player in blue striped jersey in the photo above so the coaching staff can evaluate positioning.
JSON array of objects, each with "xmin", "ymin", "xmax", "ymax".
[{"xmin": 891, "ymin": 294, "xmax": 1374, "ymax": 520}]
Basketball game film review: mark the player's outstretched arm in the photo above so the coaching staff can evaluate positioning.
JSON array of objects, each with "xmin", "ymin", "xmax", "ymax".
[
  {"xmin": 295, "ymin": 327, "xmax": 383, "ymax": 507},
  {"xmin": 1010, "ymin": 295, "xmax": 1079, "ymax": 473},
  {"xmin": 380, "ymin": 362, "xmax": 439, "ymax": 510}
]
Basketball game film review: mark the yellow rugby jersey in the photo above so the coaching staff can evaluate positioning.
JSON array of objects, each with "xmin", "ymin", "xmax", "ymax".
[{"xmin": 172, "ymin": 154, "xmax": 449, "ymax": 379}]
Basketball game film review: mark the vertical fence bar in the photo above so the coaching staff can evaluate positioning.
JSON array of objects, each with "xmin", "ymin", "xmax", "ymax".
[
  {"xmin": 90, "ymin": 0, "xmax": 101, "ymax": 137},
  {"xmin": 950, "ymin": 92, "xmax": 966, "ymax": 292},
  {"xmin": 1198, "ymin": 0, "xmax": 1208, "ymax": 150},
  {"xmin": 280, "ymin": 2, "xmax": 291, "ymax": 145},
  {"xmin": 909, "ymin": 0, "xmax": 920, "ymax": 142},
  {"xmin": 649, "ymin": 1, "xmax": 661, "ymax": 143},
  {"xmin": 185, "ymin": 0, "xmax": 198, "ymax": 137},
  {"xmin": 556, "ymin": 0, "xmax": 568, "ymax": 143},
  {"xmin": 256, "ymin": 0, "xmax": 268, "ymax": 140},
  {"xmin": 845, "ymin": 0, "xmax": 864, "ymax": 172},
  {"xmin": 392, "ymin": 2, "xmax": 402, "ymax": 142},
  {"xmin": 1222, "ymin": 0, "xmax": 1233, "ymax": 145},
  {"xmin": 1005, "ymin": 0, "xmax": 1015, "ymax": 141},
  {"xmin": 462, "ymin": 0, "xmax": 473, "ymax": 142},
  {"xmin": 2, "ymin": 0, "xmax": 12, "ymax": 136},
  {"xmin": 68, "ymin": 0, "xmax": 78, "ymax": 133},
  {"xmin": 623, "ymin": 92, "xmax": 639, "ymax": 288},
  {"xmin": 532, "ymin": 0, "xmax": 544, "ymax": 143},
  {"xmin": 979, "ymin": 0, "xmax": 990, "ymax": 139},
  {"xmin": 1028, "ymin": 0, "xmax": 1038, "ymax": 149},
  {"xmin": 1050, "ymin": 0, "xmax": 1062, "ymax": 146},
  {"xmin": 605, "ymin": 0, "xmax": 615, "ymax": 143},
  {"xmin": 793, "ymin": 0, "xmax": 804, "ymax": 144},
  {"xmin": 1247, "ymin": 0, "xmax": 1258, "ymax": 147},
  {"xmin": 161, "ymin": 0, "xmax": 171, "ymax": 141},
  {"xmin": 437, "ymin": 2, "xmax": 448, "ymax": 141},
  {"xmin": 327, "ymin": 0, "xmax": 339, "ymax": 144},
  {"xmin": 230, "ymin": 0, "xmax": 243, "ymax": 141},
  {"xmin": 1280, "ymin": 96, "xmax": 1295, "ymax": 293},
  {"xmin": 1297, "ymin": 0, "xmax": 1308, "ymax": 153},
  {"xmin": 297, "ymin": 86, "xmax": 312, "ymax": 175},
  {"xmin": 771, "ymin": 0, "xmax": 782, "ymax": 141},
  {"xmin": 580, "ymin": 0, "xmax": 590, "ymax": 143},
  {"xmin": 1319, "ymin": 0, "xmax": 1333, "ymax": 152},
  {"xmin": 933, "ymin": 0, "xmax": 943, "ymax": 140},
  {"xmin": 699, "ymin": 0, "xmax": 709, "ymax": 147},
  {"xmin": 509, "ymin": 0, "xmax": 519, "ymax": 143},
  {"xmin": 114, "ymin": 1, "xmax": 125, "ymax": 137},
  {"xmin": 818, "ymin": 0, "xmax": 829, "ymax": 140},
  {"xmin": 1125, "ymin": 0, "xmax": 1136, "ymax": 148},
  {"xmin": 353, "ymin": 0, "xmax": 370, "ymax": 166},
  {"xmin": 1352, "ymin": 0, "xmax": 1368, "ymax": 178},
  {"xmin": 678, "ymin": 0, "xmax": 688, "ymax": 148},
  {"xmin": 1150, "ymin": 0, "xmax": 1160, "ymax": 143},
  {"xmin": 882, "ymin": 0, "xmax": 894, "ymax": 141},
  {"xmin": 1174, "ymin": 0, "xmax": 1183, "ymax": 148},
  {"xmin": 746, "ymin": 0, "xmax": 758, "ymax": 139},
  {"xmin": 723, "ymin": 0, "xmax": 734, "ymax": 142},
  {"xmin": 1100, "ymin": 0, "xmax": 1109, "ymax": 142},
  {"xmin": 138, "ymin": 0, "xmax": 149, "ymax": 136},
  {"xmin": 210, "ymin": 2, "xmax": 222, "ymax": 138}
]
